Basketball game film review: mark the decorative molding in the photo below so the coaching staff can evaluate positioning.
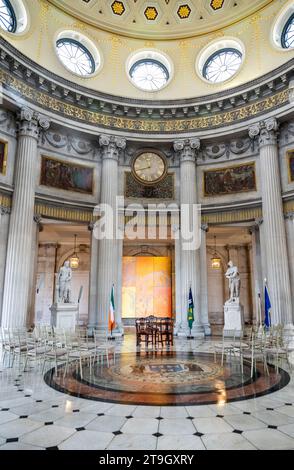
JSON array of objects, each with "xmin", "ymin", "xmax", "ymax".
[
  {"xmin": 40, "ymin": 130, "xmax": 98, "ymax": 159},
  {"xmin": 0, "ymin": 109, "xmax": 16, "ymax": 137},
  {"xmin": 0, "ymin": 35, "xmax": 293, "ymax": 135},
  {"xmin": 201, "ymin": 207, "xmax": 262, "ymax": 224},
  {"xmin": 125, "ymin": 172, "xmax": 174, "ymax": 199},
  {"xmin": 249, "ymin": 118, "xmax": 279, "ymax": 147},
  {"xmin": 17, "ymin": 107, "xmax": 50, "ymax": 140}
]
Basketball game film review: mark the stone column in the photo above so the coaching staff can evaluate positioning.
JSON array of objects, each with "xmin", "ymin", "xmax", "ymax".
[
  {"xmin": 0, "ymin": 206, "xmax": 11, "ymax": 324},
  {"xmin": 173, "ymin": 138, "xmax": 204, "ymax": 337},
  {"xmin": 285, "ymin": 212, "xmax": 294, "ymax": 317},
  {"xmin": 96, "ymin": 135, "xmax": 126, "ymax": 332},
  {"xmin": 249, "ymin": 118, "xmax": 293, "ymax": 326},
  {"xmin": 87, "ymin": 221, "xmax": 99, "ymax": 333},
  {"xmin": 172, "ymin": 224, "xmax": 182, "ymax": 335},
  {"xmin": 27, "ymin": 214, "xmax": 43, "ymax": 328},
  {"xmin": 249, "ymin": 219, "xmax": 264, "ymax": 325},
  {"xmin": 1, "ymin": 108, "xmax": 50, "ymax": 328},
  {"xmin": 200, "ymin": 224, "xmax": 211, "ymax": 335}
]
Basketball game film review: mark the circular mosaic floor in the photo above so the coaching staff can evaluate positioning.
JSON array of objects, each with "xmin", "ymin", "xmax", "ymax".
[{"xmin": 44, "ymin": 352, "xmax": 290, "ymax": 406}]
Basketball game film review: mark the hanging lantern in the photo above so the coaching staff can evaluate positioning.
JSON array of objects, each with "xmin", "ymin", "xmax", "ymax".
[
  {"xmin": 211, "ymin": 235, "xmax": 221, "ymax": 269},
  {"xmin": 70, "ymin": 234, "xmax": 79, "ymax": 269}
]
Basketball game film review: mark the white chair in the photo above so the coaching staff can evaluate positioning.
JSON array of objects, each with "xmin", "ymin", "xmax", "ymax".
[{"xmin": 93, "ymin": 329, "xmax": 116, "ymax": 367}]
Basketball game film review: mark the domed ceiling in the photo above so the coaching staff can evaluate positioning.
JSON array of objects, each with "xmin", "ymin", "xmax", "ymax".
[{"xmin": 47, "ymin": 0, "xmax": 274, "ymax": 40}]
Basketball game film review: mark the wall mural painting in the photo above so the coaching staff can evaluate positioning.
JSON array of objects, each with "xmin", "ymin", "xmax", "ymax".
[
  {"xmin": 122, "ymin": 257, "xmax": 172, "ymax": 319},
  {"xmin": 0, "ymin": 140, "xmax": 7, "ymax": 175},
  {"xmin": 40, "ymin": 156, "xmax": 93, "ymax": 194},
  {"xmin": 204, "ymin": 162, "xmax": 256, "ymax": 197},
  {"xmin": 288, "ymin": 150, "xmax": 294, "ymax": 183}
]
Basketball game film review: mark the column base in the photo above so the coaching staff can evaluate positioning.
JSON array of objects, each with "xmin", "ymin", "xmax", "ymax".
[
  {"xmin": 177, "ymin": 322, "xmax": 205, "ymax": 338},
  {"xmin": 202, "ymin": 323, "xmax": 211, "ymax": 336},
  {"xmin": 111, "ymin": 322, "xmax": 124, "ymax": 338}
]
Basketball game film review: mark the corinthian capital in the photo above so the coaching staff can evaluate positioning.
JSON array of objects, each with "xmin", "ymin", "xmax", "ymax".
[
  {"xmin": 173, "ymin": 138, "xmax": 200, "ymax": 163},
  {"xmin": 248, "ymin": 118, "xmax": 279, "ymax": 148},
  {"xmin": 17, "ymin": 107, "xmax": 50, "ymax": 139},
  {"xmin": 99, "ymin": 134, "xmax": 126, "ymax": 161}
]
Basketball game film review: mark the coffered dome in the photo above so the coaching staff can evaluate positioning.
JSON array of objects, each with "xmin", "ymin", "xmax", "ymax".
[{"xmin": 48, "ymin": 0, "xmax": 273, "ymax": 40}]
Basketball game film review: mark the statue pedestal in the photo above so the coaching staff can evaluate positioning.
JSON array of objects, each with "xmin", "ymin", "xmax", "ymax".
[
  {"xmin": 50, "ymin": 303, "xmax": 79, "ymax": 331},
  {"xmin": 223, "ymin": 298, "xmax": 244, "ymax": 337}
]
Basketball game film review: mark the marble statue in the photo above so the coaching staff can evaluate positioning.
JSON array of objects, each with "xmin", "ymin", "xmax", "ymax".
[
  {"xmin": 225, "ymin": 260, "xmax": 241, "ymax": 302},
  {"xmin": 58, "ymin": 261, "xmax": 72, "ymax": 303}
]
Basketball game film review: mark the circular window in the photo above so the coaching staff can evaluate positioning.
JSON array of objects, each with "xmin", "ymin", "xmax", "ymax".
[
  {"xmin": 281, "ymin": 13, "xmax": 294, "ymax": 49},
  {"xmin": 0, "ymin": 0, "xmax": 16, "ymax": 33},
  {"xmin": 130, "ymin": 59, "xmax": 169, "ymax": 92},
  {"xmin": 203, "ymin": 48, "xmax": 242, "ymax": 84},
  {"xmin": 56, "ymin": 38, "xmax": 96, "ymax": 76}
]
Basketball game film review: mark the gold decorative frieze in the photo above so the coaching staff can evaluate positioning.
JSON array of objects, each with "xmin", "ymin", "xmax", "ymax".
[
  {"xmin": 287, "ymin": 150, "xmax": 294, "ymax": 183},
  {"xmin": 34, "ymin": 202, "xmax": 96, "ymax": 223},
  {"xmin": 202, "ymin": 207, "xmax": 262, "ymax": 224},
  {"xmin": 0, "ymin": 68, "xmax": 290, "ymax": 134},
  {"xmin": 0, "ymin": 139, "xmax": 8, "ymax": 176},
  {"xmin": 0, "ymin": 193, "xmax": 12, "ymax": 209}
]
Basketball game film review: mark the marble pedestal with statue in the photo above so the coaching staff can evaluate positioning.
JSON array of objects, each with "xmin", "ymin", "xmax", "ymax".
[
  {"xmin": 50, "ymin": 302, "xmax": 79, "ymax": 331},
  {"xmin": 223, "ymin": 298, "xmax": 244, "ymax": 337}
]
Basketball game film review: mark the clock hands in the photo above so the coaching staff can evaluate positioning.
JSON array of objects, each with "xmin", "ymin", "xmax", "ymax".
[{"xmin": 137, "ymin": 164, "xmax": 151, "ymax": 171}]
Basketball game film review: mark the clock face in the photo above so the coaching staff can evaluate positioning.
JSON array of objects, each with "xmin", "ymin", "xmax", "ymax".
[{"xmin": 133, "ymin": 152, "xmax": 166, "ymax": 185}]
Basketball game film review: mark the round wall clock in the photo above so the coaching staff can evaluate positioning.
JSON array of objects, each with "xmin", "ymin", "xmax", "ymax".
[{"xmin": 132, "ymin": 151, "xmax": 167, "ymax": 185}]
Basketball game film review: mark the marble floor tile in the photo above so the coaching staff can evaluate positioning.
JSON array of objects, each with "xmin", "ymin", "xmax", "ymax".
[
  {"xmin": 243, "ymin": 428, "xmax": 294, "ymax": 450},
  {"xmin": 193, "ymin": 417, "xmax": 234, "ymax": 434},
  {"xmin": 28, "ymin": 408, "xmax": 69, "ymax": 422},
  {"xmin": 0, "ymin": 418, "xmax": 43, "ymax": 439},
  {"xmin": 55, "ymin": 412, "xmax": 97, "ymax": 429},
  {"xmin": 252, "ymin": 410, "xmax": 294, "ymax": 427},
  {"xmin": 275, "ymin": 406, "xmax": 294, "ymax": 418},
  {"xmin": 202, "ymin": 432, "xmax": 256, "ymax": 450},
  {"xmin": 121, "ymin": 418, "xmax": 158, "ymax": 435},
  {"xmin": 86, "ymin": 415, "xmax": 127, "ymax": 433},
  {"xmin": 0, "ymin": 442, "xmax": 45, "ymax": 450},
  {"xmin": 157, "ymin": 435, "xmax": 205, "ymax": 450},
  {"xmin": 105, "ymin": 404, "xmax": 137, "ymax": 417},
  {"xmin": 59, "ymin": 430, "xmax": 114, "ymax": 450},
  {"xmin": 107, "ymin": 433, "xmax": 157, "ymax": 450},
  {"xmin": 208, "ymin": 403, "xmax": 245, "ymax": 416},
  {"xmin": 21, "ymin": 424, "xmax": 76, "ymax": 448},
  {"xmin": 79, "ymin": 402, "xmax": 114, "ymax": 414},
  {"xmin": 133, "ymin": 406, "xmax": 161, "ymax": 418},
  {"xmin": 185, "ymin": 406, "xmax": 215, "ymax": 418},
  {"xmin": 159, "ymin": 418, "xmax": 196, "ymax": 435},
  {"xmin": 278, "ymin": 423, "xmax": 294, "ymax": 438},
  {"xmin": 223, "ymin": 414, "xmax": 267, "ymax": 431},
  {"xmin": 0, "ymin": 411, "xmax": 18, "ymax": 425},
  {"xmin": 160, "ymin": 406, "xmax": 188, "ymax": 419}
]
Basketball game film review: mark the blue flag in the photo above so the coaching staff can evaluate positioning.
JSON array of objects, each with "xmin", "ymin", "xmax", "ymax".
[
  {"xmin": 264, "ymin": 284, "xmax": 271, "ymax": 328},
  {"xmin": 188, "ymin": 287, "xmax": 194, "ymax": 330}
]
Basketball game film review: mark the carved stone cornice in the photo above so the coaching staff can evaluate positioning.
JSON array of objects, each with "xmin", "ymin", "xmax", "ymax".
[
  {"xmin": 99, "ymin": 135, "xmax": 126, "ymax": 161},
  {"xmin": 0, "ymin": 37, "xmax": 293, "ymax": 136},
  {"xmin": 173, "ymin": 138, "xmax": 200, "ymax": 163},
  {"xmin": 249, "ymin": 118, "xmax": 279, "ymax": 148},
  {"xmin": 17, "ymin": 107, "xmax": 50, "ymax": 140}
]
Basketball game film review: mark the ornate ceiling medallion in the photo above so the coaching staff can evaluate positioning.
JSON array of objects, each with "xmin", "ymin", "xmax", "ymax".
[
  {"xmin": 144, "ymin": 6, "xmax": 158, "ymax": 21},
  {"xmin": 177, "ymin": 5, "xmax": 191, "ymax": 19},
  {"xmin": 111, "ymin": 1, "xmax": 125, "ymax": 16},
  {"xmin": 210, "ymin": 0, "xmax": 225, "ymax": 10}
]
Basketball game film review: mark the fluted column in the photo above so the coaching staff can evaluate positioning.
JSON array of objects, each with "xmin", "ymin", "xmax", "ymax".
[
  {"xmin": 96, "ymin": 135, "xmax": 126, "ymax": 332},
  {"xmin": 1, "ymin": 108, "xmax": 50, "ymax": 328},
  {"xmin": 249, "ymin": 219, "xmax": 264, "ymax": 325},
  {"xmin": 27, "ymin": 215, "xmax": 43, "ymax": 328},
  {"xmin": 173, "ymin": 138, "xmax": 204, "ymax": 337},
  {"xmin": 200, "ymin": 224, "xmax": 211, "ymax": 335},
  {"xmin": 249, "ymin": 118, "xmax": 293, "ymax": 325},
  {"xmin": 285, "ymin": 212, "xmax": 294, "ymax": 317},
  {"xmin": 0, "ymin": 206, "xmax": 11, "ymax": 324},
  {"xmin": 172, "ymin": 224, "xmax": 182, "ymax": 334},
  {"xmin": 87, "ymin": 221, "xmax": 99, "ymax": 333}
]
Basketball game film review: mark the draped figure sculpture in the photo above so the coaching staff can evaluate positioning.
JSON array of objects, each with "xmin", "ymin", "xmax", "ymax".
[
  {"xmin": 58, "ymin": 260, "xmax": 72, "ymax": 303},
  {"xmin": 225, "ymin": 260, "xmax": 241, "ymax": 302}
]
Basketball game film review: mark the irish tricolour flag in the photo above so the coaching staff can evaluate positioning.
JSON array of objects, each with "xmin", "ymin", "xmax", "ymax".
[{"xmin": 108, "ymin": 284, "xmax": 115, "ymax": 333}]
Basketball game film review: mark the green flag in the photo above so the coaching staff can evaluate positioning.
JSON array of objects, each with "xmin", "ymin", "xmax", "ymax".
[{"xmin": 188, "ymin": 287, "xmax": 194, "ymax": 330}]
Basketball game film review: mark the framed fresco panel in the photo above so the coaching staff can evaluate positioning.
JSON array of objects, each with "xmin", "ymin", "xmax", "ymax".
[
  {"xmin": 0, "ymin": 139, "xmax": 8, "ymax": 175},
  {"xmin": 203, "ymin": 162, "xmax": 256, "ymax": 197},
  {"xmin": 287, "ymin": 150, "xmax": 294, "ymax": 183},
  {"xmin": 40, "ymin": 156, "xmax": 94, "ymax": 194}
]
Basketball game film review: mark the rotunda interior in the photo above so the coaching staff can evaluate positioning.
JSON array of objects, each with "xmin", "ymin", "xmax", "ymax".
[{"xmin": 0, "ymin": 0, "xmax": 294, "ymax": 453}]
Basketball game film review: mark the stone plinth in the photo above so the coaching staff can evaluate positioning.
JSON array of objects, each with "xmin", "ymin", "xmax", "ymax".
[
  {"xmin": 224, "ymin": 298, "xmax": 244, "ymax": 337},
  {"xmin": 50, "ymin": 303, "xmax": 79, "ymax": 331}
]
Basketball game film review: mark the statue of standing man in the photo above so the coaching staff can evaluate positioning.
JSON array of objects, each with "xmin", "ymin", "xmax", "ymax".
[
  {"xmin": 225, "ymin": 260, "xmax": 241, "ymax": 302},
  {"xmin": 58, "ymin": 260, "xmax": 72, "ymax": 303}
]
